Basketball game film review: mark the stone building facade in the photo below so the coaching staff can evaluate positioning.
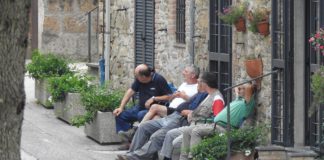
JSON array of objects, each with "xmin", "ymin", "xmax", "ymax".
[
  {"xmin": 38, "ymin": 0, "xmax": 99, "ymax": 61},
  {"xmin": 103, "ymin": 1, "xmax": 322, "ymax": 156},
  {"xmin": 33, "ymin": 0, "xmax": 323, "ymax": 157}
]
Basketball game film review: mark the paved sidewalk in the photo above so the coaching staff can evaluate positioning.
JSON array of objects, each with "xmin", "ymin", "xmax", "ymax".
[{"xmin": 21, "ymin": 75, "xmax": 126, "ymax": 160}]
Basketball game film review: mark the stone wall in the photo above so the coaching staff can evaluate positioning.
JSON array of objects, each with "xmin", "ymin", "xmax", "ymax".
[
  {"xmin": 109, "ymin": 0, "xmax": 135, "ymax": 88},
  {"xmin": 232, "ymin": 0, "xmax": 272, "ymax": 124},
  {"xmin": 106, "ymin": 0, "xmax": 273, "ymax": 128},
  {"xmin": 108, "ymin": 0, "xmax": 193, "ymax": 88},
  {"xmin": 41, "ymin": 0, "xmax": 99, "ymax": 62},
  {"xmin": 193, "ymin": 0, "xmax": 210, "ymax": 71}
]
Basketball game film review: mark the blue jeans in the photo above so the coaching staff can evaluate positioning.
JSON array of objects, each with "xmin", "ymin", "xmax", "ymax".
[{"xmin": 115, "ymin": 105, "xmax": 148, "ymax": 132}]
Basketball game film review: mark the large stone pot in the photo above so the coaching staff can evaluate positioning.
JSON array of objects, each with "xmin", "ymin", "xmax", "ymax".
[
  {"xmin": 84, "ymin": 111, "xmax": 121, "ymax": 144},
  {"xmin": 35, "ymin": 79, "xmax": 52, "ymax": 108},
  {"xmin": 54, "ymin": 93, "xmax": 85, "ymax": 124}
]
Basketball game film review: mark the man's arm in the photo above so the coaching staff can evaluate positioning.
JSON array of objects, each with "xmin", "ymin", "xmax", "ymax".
[{"xmin": 113, "ymin": 88, "xmax": 135, "ymax": 116}]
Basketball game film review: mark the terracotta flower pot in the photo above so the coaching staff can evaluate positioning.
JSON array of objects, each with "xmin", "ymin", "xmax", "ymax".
[
  {"xmin": 257, "ymin": 21, "xmax": 270, "ymax": 36},
  {"xmin": 235, "ymin": 17, "xmax": 246, "ymax": 32},
  {"xmin": 244, "ymin": 58, "xmax": 263, "ymax": 78}
]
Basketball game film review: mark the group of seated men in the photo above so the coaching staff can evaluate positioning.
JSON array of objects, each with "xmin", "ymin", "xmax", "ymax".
[{"xmin": 113, "ymin": 64, "xmax": 256, "ymax": 160}]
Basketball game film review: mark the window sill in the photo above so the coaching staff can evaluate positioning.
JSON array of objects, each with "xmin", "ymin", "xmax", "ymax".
[{"xmin": 173, "ymin": 43, "xmax": 186, "ymax": 48}]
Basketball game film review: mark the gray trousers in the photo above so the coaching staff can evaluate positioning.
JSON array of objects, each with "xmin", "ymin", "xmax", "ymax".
[
  {"xmin": 180, "ymin": 123, "xmax": 226, "ymax": 160},
  {"xmin": 127, "ymin": 112, "xmax": 184, "ymax": 160},
  {"xmin": 160, "ymin": 125, "xmax": 189, "ymax": 158}
]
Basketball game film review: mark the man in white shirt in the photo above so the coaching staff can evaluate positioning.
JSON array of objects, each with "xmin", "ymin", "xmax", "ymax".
[{"xmin": 140, "ymin": 65, "xmax": 200, "ymax": 122}]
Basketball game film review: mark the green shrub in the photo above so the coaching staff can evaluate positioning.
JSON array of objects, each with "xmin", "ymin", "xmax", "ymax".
[
  {"xmin": 47, "ymin": 74, "xmax": 90, "ymax": 102},
  {"xmin": 26, "ymin": 50, "xmax": 71, "ymax": 79},
  {"xmin": 71, "ymin": 84, "xmax": 123, "ymax": 127},
  {"xmin": 309, "ymin": 66, "xmax": 324, "ymax": 116},
  {"xmin": 192, "ymin": 125, "xmax": 267, "ymax": 160}
]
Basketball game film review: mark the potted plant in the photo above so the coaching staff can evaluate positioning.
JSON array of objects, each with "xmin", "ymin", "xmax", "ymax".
[
  {"xmin": 191, "ymin": 125, "xmax": 267, "ymax": 160},
  {"xmin": 71, "ymin": 84, "xmax": 124, "ymax": 144},
  {"xmin": 309, "ymin": 28, "xmax": 324, "ymax": 56},
  {"xmin": 26, "ymin": 50, "xmax": 71, "ymax": 108},
  {"xmin": 247, "ymin": 7, "xmax": 270, "ymax": 36},
  {"xmin": 244, "ymin": 54, "xmax": 263, "ymax": 78},
  {"xmin": 219, "ymin": 2, "xmax": 248, "ymax": 32},
  {"xmin": 48, "ymin": 73, "xmax": 90, "ymax": 124}
]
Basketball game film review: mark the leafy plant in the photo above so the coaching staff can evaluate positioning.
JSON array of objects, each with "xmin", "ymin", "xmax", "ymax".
[
  {"xmin": 245, "ymin": 54, "xmax": 257, "ymax": 60},
  {"xmin": 47, "ymin": 74, "xmax": 90, "ymax": 102},
  {"xmin": 26, "ymin": 50, "xmax": 71, "ymax": 79},
  {"xmin": 192, "ymin": 125, "xmax": 267, "ymax": 160},
  {"xmin": 219, "ymin": 2, "xmax": 248, "ymax": 25},
  {"xmin": 309, "ymin": 67, "xmax": 324, "ymax": 116},
  {"xmin": 71, "ymin": 84, "xmax": 123, "ymax": 127},
  {"xmin": 247, "ymin": 7, "xmax": 269, "ymax": 33}
]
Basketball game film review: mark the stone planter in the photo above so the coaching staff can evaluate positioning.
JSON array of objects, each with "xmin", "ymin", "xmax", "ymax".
[
  {"xmin": 84, "ymin": 111, "xmax": 121, "ymax": 144},
  {"xmin": 35, "ymin": 79, "xmax": 52, "ymax": 108},
  {"xmin": 54, "ymin": 93, "xmax": 85, "ymax": 124}
]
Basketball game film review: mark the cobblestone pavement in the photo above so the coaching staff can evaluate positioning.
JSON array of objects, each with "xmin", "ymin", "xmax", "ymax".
[{"xmin": 21, "ymin": 75, "xmax": 126, "ymax": 160}]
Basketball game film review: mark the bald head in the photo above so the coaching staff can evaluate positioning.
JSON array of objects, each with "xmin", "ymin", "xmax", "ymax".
[
  {"xmin": 134, "ymin": 64, "xmax": 153, "ymax": 83},
  {"xmin": 135, "ymin": 64, "xmax": 152, "ymax": 77}
]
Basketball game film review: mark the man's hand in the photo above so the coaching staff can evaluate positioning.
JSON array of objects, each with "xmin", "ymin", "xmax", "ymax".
[
  {"xmin": 145, "ymin": 98, "xmax": 155, "ymax": 108},
  {"xmin": 180, "ymin": 110, "xmax": 192, "ymax": 117},
  {"xmin": 113, "ymin": 107, "xmax": 123, "ymax": 116}
]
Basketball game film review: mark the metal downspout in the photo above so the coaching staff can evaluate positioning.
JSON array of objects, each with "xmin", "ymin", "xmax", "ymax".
[
  {"xmin": 104, "ymin": 0, "xmax": 110, "ymax": 81},
  {"xmin": 189, "ymin": 0, "xmax": 195, "ymax": 64}
]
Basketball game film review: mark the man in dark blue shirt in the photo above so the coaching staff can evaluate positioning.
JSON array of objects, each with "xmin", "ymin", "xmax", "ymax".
[{"xmin": 113, "ymin": 64, "xmax": 172, "ymax": 133}]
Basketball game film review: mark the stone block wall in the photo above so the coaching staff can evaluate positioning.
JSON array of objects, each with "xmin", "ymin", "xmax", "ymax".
[
  {"xmin": 108, "ymin": 0, "xmax": 193, "ymax": 88},
  {"xmin": 41, "ymin": 0, "xmax": 99, "ymax": 62},
  {"xmin": 109, "ymin": 0, "xmax": 135, "ymax": 89},
  {"xmin": 193, "ymin": 0, "xmax": 210, "ymax": 71},
  {"xmin": 105, "ymin": 0, "xmax": 273, "ymax": 129},
  {"xmin": 231, "ymin": 0, "xmax": 272, "ymax": 124}
]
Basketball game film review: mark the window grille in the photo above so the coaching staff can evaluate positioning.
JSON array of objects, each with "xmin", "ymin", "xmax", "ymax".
[
  {"xmin": 209, "ymin": 0, "xmax": 232, "ymax": 102},
  {"xmin": 271, "ymin": 0, "xmax": 294, "ymax": 146},
  {"xmin": 176, "ymin": 0, "xmax": 185, "ymax": 43}
]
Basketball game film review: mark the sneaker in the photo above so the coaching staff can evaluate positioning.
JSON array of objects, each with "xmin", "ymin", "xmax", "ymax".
[
  {"xmin": 117, "ymin": 143, "xmax": 130, "ymax": 150},
  {"xmin": 116, "ymin": 154, "xmax": 129, "ymax": 160},
  {"xmin": 118, "ymin": 127, "xmax": 137, "ymax": 142}
]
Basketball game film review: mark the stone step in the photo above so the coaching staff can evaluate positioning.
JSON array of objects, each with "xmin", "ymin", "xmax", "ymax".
[
  {"xmin": 86, "ymin": 62, "xmax": 99, "ymax": 77},
  {"xmin": 256, "ymin": 146, "xmax": 317, "ymax": 160}
]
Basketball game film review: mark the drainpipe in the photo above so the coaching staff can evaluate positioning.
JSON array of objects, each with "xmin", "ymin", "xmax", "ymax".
[
  {"xmin": 104, "ymin": 0, "xmax": 110, "ymax": 81},
  {"xmin": 189, "ymin": 0, "xmax": 195, "ymax": 64}
]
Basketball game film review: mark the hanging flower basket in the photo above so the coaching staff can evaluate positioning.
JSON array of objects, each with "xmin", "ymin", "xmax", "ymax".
[
  {"xmin": 235, "ymin": 17, "xmax": 247, "ymax": 32},
  {"xmin": 257, "ymin": 21, "xmax": 270, "ymax": 36}
]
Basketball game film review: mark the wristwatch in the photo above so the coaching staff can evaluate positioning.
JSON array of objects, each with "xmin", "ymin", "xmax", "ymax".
[{"xmin": 151, "ymin": 96, "xmax": 156, "ymax": 102}]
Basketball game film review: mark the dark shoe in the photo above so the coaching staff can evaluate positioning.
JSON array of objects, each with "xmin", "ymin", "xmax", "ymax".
[
  {"xmin": 117, "ymin": 143, "xmax": 130, "ymax": 150},
  {"xmin": 116, "ymin": 154, "xmax": 129, "ymax": 160},
  {"xmin": 118, "ymin": 127, "xmax": 137, "ymax": 142},
  {"xmin": 163, "ymin": 157, "xmax": 171, "ymax": 160}
]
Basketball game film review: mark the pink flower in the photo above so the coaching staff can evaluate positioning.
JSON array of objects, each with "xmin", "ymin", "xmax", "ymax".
[
  {"xmin": 320, "ymin": 46, "xmax": 324, "ymax": 50},
  {"xmin": 315, "ymin": 33, "xmax": 321, "ymax": 38},
  {"xmin": 223, "ymin": 8, "xmax": 231, "ymax": 14},
  {"xmin": 309, "ymin": 37, "xmax": 315, "ymax": 42}
]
